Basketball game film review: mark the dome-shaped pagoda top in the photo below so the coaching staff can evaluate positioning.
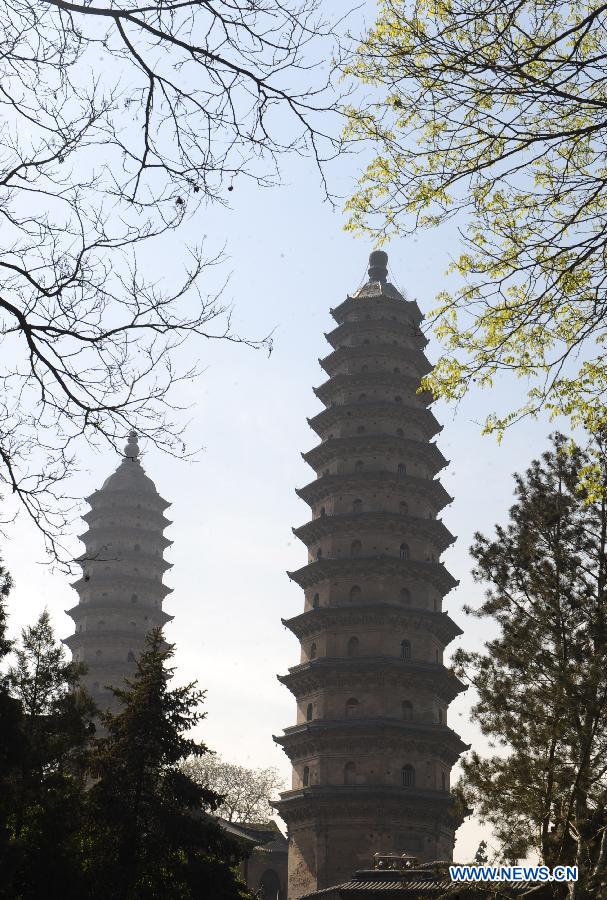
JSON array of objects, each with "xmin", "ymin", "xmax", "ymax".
[
  {"xmin": 86, "ymin": 432, "xmax": 169, "ymax": 507},
  {"xmin": 352, "ymin": 250, "xmax": 405, "ymax": 302}
]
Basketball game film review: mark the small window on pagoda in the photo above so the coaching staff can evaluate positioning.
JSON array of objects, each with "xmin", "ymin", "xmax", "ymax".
[
  {"xmin": 134, "ymin": 544, "xmax": 141, "ymax": 552},
  {"xmin": 312, "ymin": 593, "xmax": 320, "ymax": 609},
  {"xmin": 310, "ymin": 642, "xmax": 317, "ymax": 660},
  {"xmin": 395, "ymin": 396, "xmax": 403, "ymax": 403},
  {"xmin": 400, "ymin": 542, "xmax": 410, "ymax": 559},
  {"xmin": 349, "ymin": 585, "xmax": 361, "ymax": 602},
  {"xmin": 402, "ymin": 765, "xmax": 415, "ymax": 787},
  {"xmin": 396, "ymin": 428, "xmax": 404, "ymax": 436},
  {"xmin": 131, "ymin": 594, "xmax": 138, "ymax": 604},
  {"xmin": 345, "ymin": 697, "xmax": 359, "ymax": 717},
  {"xmin": 358, "ymin": 393, "xmax": 367, "ymax": 402},
  {"xmin": 347, "ymin": 636, "xmax": 359, "ymax": 657},
  {"xmin": 357, "ymin": 425, "xmax": 365, "ymax": 434},
  {"xmin": 344, "ymin": 762, "xmax": 357, "ymax": 785},
  {"xmin": 363, "ymin": 338, "xmax": 370, "ymax": 344},
  {"xmin": 306, "ymin": 703, "xmax": 313, "ymax": 722},
  {"xmin": 361, "ymin": 364, "xmax": 368, "ymax": 371},
  {"xmin": 303, "ymin": 766, "xmax": 310, "ymax": 787},
  {"xmin": 402, "ymin": 701, "xmax": 413, "ymax": 721},
  {"xmin": 320, "ymin": 506, "xmax": 326, "ymax": 517},
  {"xmin": 400, "ymin": 587, "xmax": 411, "ymax": 604},
  {"xmin": 355, "ymin": 460, "xmax": 364, "ymax": 472},
  {"xmin": 95, "ymin": 649, "xmax": 102, "ymax": 658},
  {"xmin": 401, "ymin": 640, "xmax": 411, "ymax": 660},
  {"xmin": 130, "ymin": 621, "xmax": 136, "ymax": 629},
  {"xmin": 316, "ymin": 548, "xmax": 322, "ymax": 560},
  {"xmin": 400, "ymin": 501, "xmax": 409, "ymax": 515},
  {"xmin": 97, "ymin": 620, "xmax": 105, "ymax": 628},
  {"xmin": 393, "ymin": 367, "xmax": 401, "ymax": 374},
  {"xmin": 350, "ymin": 540, "xmax": 362, "ymax": 557},
  {"xmin": 127, "ymin": 651, "xmax": 136, "ymax": 662},
  {"xmin": 93, "ymin": 682, "xmax": 99, "ymax": 692},
  {"xmin": 397, "ymin": 463, "xmax": 406, "ymax": 478},
  {"xmin": 353, "ymin": 499, "xmax": 363, "ymax": 514}
]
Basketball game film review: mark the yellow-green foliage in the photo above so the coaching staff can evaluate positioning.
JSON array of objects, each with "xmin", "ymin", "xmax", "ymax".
[{"xmin": 345, "ymin": 0, "xmax": 607, "ymax": 468}]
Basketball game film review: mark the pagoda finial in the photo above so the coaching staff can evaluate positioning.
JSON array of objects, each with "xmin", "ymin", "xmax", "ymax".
[
  {"xmin": 124, "ymin": 430, "xmax": 139, "ymax": 460},
  {"xmin": 368, "ymin": 249, "xmax": 388, "ymax": 283}
]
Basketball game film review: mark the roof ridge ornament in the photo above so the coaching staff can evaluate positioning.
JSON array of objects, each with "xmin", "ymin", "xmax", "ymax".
[{"xmin": 124, "ymin": 430, "xmax": 139, "ymax": 460}]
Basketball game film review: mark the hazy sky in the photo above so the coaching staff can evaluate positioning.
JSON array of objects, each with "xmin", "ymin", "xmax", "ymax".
[{"xmin": 1, "ymin": 0, "xmax": 566, "ymax": 864}]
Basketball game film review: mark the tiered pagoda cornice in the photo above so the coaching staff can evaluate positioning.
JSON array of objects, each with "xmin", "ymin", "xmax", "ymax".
[
  {"xmin": 324, "ymin": 318, "xmax": 428, "ymax": 351},
  {"xmin": 292, "ymin": 512, "xmax": 455, "ymax": 554},
  {"xmin": 302, "ymin": 435, "xmax": 448, "ymax": 474},
  {"xmin": 307, "ymin": 401, "xmax": 442, "ymax": 441},
  {"xmin": 313, "ymin": 372, "xmax": 433, "ymax": 407},
  {"xmin": 70, "ymin": 572, "xmax": 173, "ymax": 596},
  {"xmin": 318, "ymin": 345, "xmax": 433, "ymax": 379},
  {"xmin": 281, "ymin": 604, "xmax": 463, "ymax": 646},
  {"xmin": 275, "ymin": 785, "xmax": 461, "ymax": 828},
  {"xmin": 275, "ymin": 719, "xmax": 469, "ymax": 763},
  {"xmin": 66, "ymin": 600, "xmax": 173, "ymax": 624},
  {"xmin": 278, "ymin": 657, "xmax": 465, "ymax": 704},
  {"xmin": 74, "ymin": 550, "xmax": 173, "ymax": 572},
  {"xmin": 77, "ymin": 526, "xmax": 173, "ymax": 549},
  {"xmin": 329, "ymin": 291, "xmax": 423, "ymax": 325},
  {"xmin": 295, "ymin": 472, "xmax": 453, "ymax": 513},
  {"xmin": 288, "ymin": 557, "xmax": 458, "ymax": 595}
]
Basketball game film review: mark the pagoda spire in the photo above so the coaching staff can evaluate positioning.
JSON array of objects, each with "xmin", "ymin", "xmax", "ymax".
[
  {"xmin": 64, "ymin": 434, "xmax": 173, "ymax": 711},
  {"xmin": 274, "ymin": 253, "xmax": 467, "ymax": 898}
]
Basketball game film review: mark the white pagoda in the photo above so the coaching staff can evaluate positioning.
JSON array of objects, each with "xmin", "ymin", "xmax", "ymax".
[{"xmin": 64, "ymin": 432, "xmax": 173, "ymax": 711}]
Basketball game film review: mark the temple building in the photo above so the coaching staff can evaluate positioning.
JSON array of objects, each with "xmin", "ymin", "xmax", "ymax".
[
  {"xmin": 64, "ymin": 432, "xmax": 173, "ymax": 711},
  {"xmin": 274, "ymin": 252, "xmax": 468, "ymax": 898}
]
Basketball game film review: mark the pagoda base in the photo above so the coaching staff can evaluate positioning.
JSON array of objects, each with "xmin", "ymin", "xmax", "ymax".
[{"xmin": 275, "ymin": 785, "xmax": 461, "ymax": 898}]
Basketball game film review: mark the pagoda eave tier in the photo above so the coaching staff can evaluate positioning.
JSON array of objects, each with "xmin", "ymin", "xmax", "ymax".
[
  {"xmin": 302, "ymin": 435, "xmax": 448, "ymax": 473},
  {"xmin": 288, "ymin": 558, "xmax": 458, "ymax": 594},
  {"xmin": 75, "ymin": 552, "xmax": 172, "ymax": 573},
  {"xmin": 77, "ymin": 527, "xmax": 173, "ymax": 548},
  {"xmin": 296, "ymin": 472, "xmax": 453, "ymax": 512},
  {"xmin": 318, "ymin": 345, "xmax": 432, "ymax": 379},
  {"xmin": 307, "ymin": 401, "xmax": 442, "ymax": 440},
  {"xmin": 63, "ymin": 627, "xmax": 169, "ymax": 649},
  {"xmin": 65, "ymin": 602, "xmax": 173, "ymax": 625},
  {"xmin": 293, "ymin": 512, "xmax": 455, "ymax": 552},
  {"xmin": 324, "ymin": 319, "xmax": 428, "ymax": 351},
  {"xmin": 273, "ymin": 785, "xmax": 464, "ymax": 828},
  {"xmin": 281, "ymin": 604, "xmax": 463, "ymax": 645},
  {"xmin": 85, "ymin": 488, "xmax": 171, "ymax": 511},
  {"xmin": 275, "ymin": 720, "xmax": 469, "ymax": 761},
  {"xmin": 82, "ymin": 508, "xmax": 173, "ymax": 528},
  {"xmin": 314, "ymin": 372, "xmax": 433, "ymax": 407},
  {"xmin": 70, "ymin": 574, "xmax": 173, "ymax": 597},
  {"xmin": 329, "ymin": 291, "xmax": 423, "ymax": 325},
  {"xmin": 277, "ymin": 658, "xmax": 466, "ymax": 703}
]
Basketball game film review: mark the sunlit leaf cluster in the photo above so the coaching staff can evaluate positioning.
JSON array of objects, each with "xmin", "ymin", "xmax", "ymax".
[{"xmin": 345, "ymin": 0, "xmax": 607, "ymax": 444}]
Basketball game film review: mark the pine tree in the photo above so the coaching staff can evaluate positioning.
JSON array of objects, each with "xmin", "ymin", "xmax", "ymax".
[
  {"xmin": 2, "ymin": 610, "xmax": 96, "ymax": 899},
  {"xmin": 454, "ymin": 434, "xmax": 607, "ymax": 898},
  {"xmin": 85, "ymin": 628, "xmax": 252, "ymax": 900}
]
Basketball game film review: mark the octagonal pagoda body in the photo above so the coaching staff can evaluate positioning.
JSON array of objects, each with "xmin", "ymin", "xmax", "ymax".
[
  {"xmin": 274, "ymin": 253, "xmax": 467, "ymax": 898},
  {"xmin": 64, "ymin": 433, "xmax": 173, "ymax": 712}
]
